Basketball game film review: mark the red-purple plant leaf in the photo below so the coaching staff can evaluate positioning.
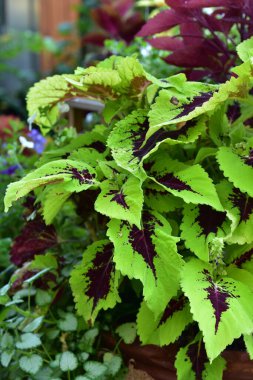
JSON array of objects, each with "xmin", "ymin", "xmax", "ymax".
[
  {"xmin": 137, "ymin": 10, "xmax": 184, "ymax": 37},
  {"xmin": 10, "ymin": 216, "xmax": 57, "ymax": 267}
]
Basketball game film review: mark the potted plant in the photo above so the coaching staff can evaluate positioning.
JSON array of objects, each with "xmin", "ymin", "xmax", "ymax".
[{"xmin": 4, "ymin": 33, "xmax": 253, "ymax": 379}]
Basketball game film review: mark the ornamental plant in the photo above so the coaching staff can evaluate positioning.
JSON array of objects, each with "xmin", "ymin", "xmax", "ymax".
[
  {"xmin": 4, "ymin": 36, "xmax": 253, "ymax": 379},
  {"xmin": 137, "ymin": 0, "xmax": 253, "ymax": 81}
]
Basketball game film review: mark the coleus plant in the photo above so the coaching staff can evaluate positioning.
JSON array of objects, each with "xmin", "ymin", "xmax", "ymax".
[
  {"xmin": 82, "ymin": 0, "xmax": 144, "ymax": 47},
  {"xmin": 4, "ymin": 36, "xmax": 253, "ymax": 379},
  {"xmin": 137, "ymin": 0, "xmax": 253, "ymax": 81}
]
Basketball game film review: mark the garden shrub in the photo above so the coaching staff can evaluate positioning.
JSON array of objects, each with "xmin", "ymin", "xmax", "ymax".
[{"xmin": 4, "ymin": 35, "xmax": 253, "ymax": 379}]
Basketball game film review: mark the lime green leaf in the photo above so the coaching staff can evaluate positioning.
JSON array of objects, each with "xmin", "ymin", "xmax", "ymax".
[
  {"xmin": 181, "ymin": 259, "xmax": 253, "ymax": 361},
  {"xmin": 148, "ymin": 60, "xmax": 252, "ymax": 135},
  {"xmin": 181, "ymin": 203, "xmax": 231, "ymax": 262},
  {"xmin": 19, "ymin": 354, "xmax": 43, "ymax": 374},
  {"xmin": 144, "ymin": 182, "xmax": 184, "ymax": 213},
  {"xmin": 237, "ymin": 37, "xmax": 253, "ymax": 62},
  {"xmin": 217, "ymin": 147, "xmax": 253, "ymax": 197},
  {"xmin": 60, "ymin": 351, "xmax": 78, "ymax": 372},
  {"xmin": 27, "ymin": 75, "xmax": 80, "ymax": 133},
  {"xmin": 217, "ymin": 180, "xmax": 253, "ymax": 244},
  {"xmin": 107, "ymin": 109, "xmax": 149, "ymax": 180},
  {"xmin": 147, "ymin": 152, "xmax": 223, "ymax": 211},
  {"xmin": 41, "ymin": 184, "xmax": 71, "ymax": 225},
  {"xmin": 107, "ymin": 211, "xmax": 182, "ymax": 315},
  {"xmin": 148, "ymin": 82, "xmax": 216, "ymax": 135},
  {"xmin": 116, "ymin": 323, "xmax": 137, "ymax": 344},
  {"xmin": 70, "ymin": 240, "xmax": 121, "ymax": 322},
  {"xmin": 137, "ymin": 296, "xmax": 192, "ymax": 346},
  {"xmin": 30, "ymin": 253, "xmax": 58, "ymax": 271},
  {"xmin": 95, "ymin": 175, "xmax": 144, "ymax": 227},
  {"xmin": 4, "ymin": 159, "xmax": 97, "ymax": 212},
  {"xmin": 225, "ymin": 244, "xmax": 253, "ymax": 274},
  {"xmin": 244, "ymin": 334, "xmax": 253, "ymax": 359}
]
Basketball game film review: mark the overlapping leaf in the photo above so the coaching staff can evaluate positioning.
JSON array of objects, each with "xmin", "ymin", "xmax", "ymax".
[
  {"xmin": 108, "ymin": 110, "xmax": 206, "ymax": 180},
  {"xmin": 144, "ymin": 182, "xmax": 183, "ymax": 213},
  {"xmin": 181, "ymin": 259, "xmax": 253, "ymax": 361},
  {"xmin": 4, "ymin": 160, "xmax": 97, "ymax": 212},
  {"xmin": 175, "ymin": 335, "xmax": 226, "ymax": 380},
  {"xmin": 95, "ymin": 174, "xmax": 143, "ymax": 227},
  {"xmin": 217, "ymin": 181, "xmax": 253, "ymax": 244},
  {"xmin": 70, "ymin": 240, "xmax": 120, "ymax": 322},
  {"xmin": 27, "ymin": 75, "xmax": 81, "ymax": 133},
  {"xmin": 181, "ymin": 203, "xmax": 231, "ymax": 261},
  {"xmin": 137, "ymin": 295, "xmax": 192, "ymax": 346},
  {"xmin": 217, "ymin": 147, "xmax": 253, "ymax": 197},
  {"xmin": 107, "ymin": 211, "xmax": 183, "ymax": 315},
  {"xmin": 225, "ymin": 244, "xmax": 253, "ymax": 275},
  {"xmin": 148, "ymin": 60, "xmax": 252, "ymax": 136},
  {"xmin": 146, "ymin": 153, "xmax": 223, "ymax": 210}
]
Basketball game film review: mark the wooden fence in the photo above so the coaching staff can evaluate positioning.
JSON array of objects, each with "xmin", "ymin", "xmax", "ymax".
[{"xmin": 39, "ymin": 0, "xmax": 80, "ymax": 72}]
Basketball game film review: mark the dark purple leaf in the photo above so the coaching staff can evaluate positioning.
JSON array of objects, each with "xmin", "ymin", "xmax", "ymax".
[
  {"xmin": 166, "ymin": 0, "xmax": 237, "ymax": 8},
  {"xmin": 137, "ymin": 9, "xmax": 184, "ymax": 37},
  {"xmin": 10, "ymin": 216, "xmax": 57, "ymax": 266},
  {"xmin": 86, "ymin": 242, "xmax": 115, "ymax": 311},
  {"xmin": 196, "ymin": 205, "xmax": 227, "ymax": 236}
]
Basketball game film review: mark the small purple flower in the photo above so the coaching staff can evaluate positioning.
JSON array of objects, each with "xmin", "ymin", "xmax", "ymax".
[
  {"xmin": 0, "ymin": 164, "xmax": 19, "ymax": 175},
  {"xmin": 27, "ymin": 129, "xmax": 46, "ymax": 154}
]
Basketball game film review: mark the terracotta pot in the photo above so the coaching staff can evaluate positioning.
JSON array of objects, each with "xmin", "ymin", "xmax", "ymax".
[{"xmin": 101, "ymin": 333, "xmax": 253, "ymax": 380}]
